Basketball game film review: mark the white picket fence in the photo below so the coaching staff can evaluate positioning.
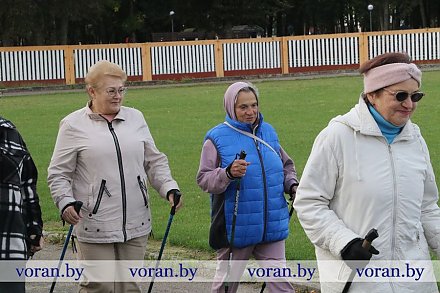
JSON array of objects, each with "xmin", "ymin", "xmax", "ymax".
[
  {"xmin": 74, "ymin": 47, "xmax": 143, "ymax": 78},
  {"xmin": 368, "ymin": 31, "xmax": 440, "ymax": 61},
  {"xmin": 0, "ymin": 49, "xmax": 65, "ymax": 81},
  {"xmin": 151, "ymin": 44, "xmax": 215, "ymax": 75},
  {"xmin": 1, "ymin": 28, "xmax": 440, "ymax": 85},
  {"xmin": 289, "ymin": 36, "xmax": 359, "ymax": 67}
]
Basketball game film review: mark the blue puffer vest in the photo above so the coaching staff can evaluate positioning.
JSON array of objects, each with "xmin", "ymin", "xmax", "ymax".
[{"xmin": 206, "ymin": 114, "xmax": 289, "ymax": 248}]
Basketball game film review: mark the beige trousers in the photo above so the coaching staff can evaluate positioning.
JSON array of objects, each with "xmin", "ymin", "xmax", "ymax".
[{"xmin": 75, "ymin": 235, "xmax": 148, "ymax": 293}]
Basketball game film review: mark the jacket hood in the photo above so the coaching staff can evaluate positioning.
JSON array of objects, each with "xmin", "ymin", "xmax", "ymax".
[
  {"xmin": 330, "ymin": 96, "xmax": 381, "ymax": 136},
  {"xmin": 223, "ymin": 82, "xmax": 259, "ymax": 121},
  {"xmin": 331, "ymin": 95, "xmax": 414, "ymax": 140},
  {"xmin": 330, "ymin": 95, "xmax": 416, "ymax": 181}
]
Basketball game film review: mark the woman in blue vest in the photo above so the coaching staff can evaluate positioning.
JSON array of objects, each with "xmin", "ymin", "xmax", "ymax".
[{"xmin": 197, "ymin": 82, "xmax": 298, "ymax": 292}]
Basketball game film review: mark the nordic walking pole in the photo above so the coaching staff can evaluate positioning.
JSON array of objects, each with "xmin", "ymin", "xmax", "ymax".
[
  {"xmin": 342, "ymin": 228, "xmax": 379, "ymax": 293},
  {"xmin": 147, "ymin": 190, "xmax": 182, "ymax": 293},
  {"xmin": 50, "ymin": 201, "xmax": 83, "ymax": 293},
  {"xmin": 224, "ymin": 150, "xmax": 247, "ymax": 293},
  {"xmin": 260, "ymin": 184, "xmax": 298, "ymax": 293}
]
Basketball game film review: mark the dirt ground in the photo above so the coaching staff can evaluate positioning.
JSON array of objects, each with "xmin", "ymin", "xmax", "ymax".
[{"xmin": 25, "ymin": 233, "xmax": 320, "ymax": 293}]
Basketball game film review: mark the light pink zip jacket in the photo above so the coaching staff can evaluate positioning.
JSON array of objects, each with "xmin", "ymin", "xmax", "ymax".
[{"xmin": 48, "ymin": 104, "xmax": 179, "ymax": 243}]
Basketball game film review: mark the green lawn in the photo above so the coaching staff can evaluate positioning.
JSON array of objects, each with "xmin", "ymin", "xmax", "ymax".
[{"xmin": 1, "ymin": 72, "xmax": 439, "ymax": 260}]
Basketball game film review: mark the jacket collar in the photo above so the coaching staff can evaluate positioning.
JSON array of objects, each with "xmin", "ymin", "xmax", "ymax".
[
  {"xmin": 333, "ymin": 96, "xmax": 415, "ymax": 141},
  {"xmin": 225, "ymin": 113, "xmax": 263, "ymax": 133},
  {"xmin": 358, "ymin": 96, "xmax": 414, "ymax": 141},
  {"xmin": 85, "ymin": 101, "xmax": 126, "ymax": 121}
]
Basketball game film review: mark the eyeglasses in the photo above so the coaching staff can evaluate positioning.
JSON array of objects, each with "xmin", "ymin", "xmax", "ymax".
[
  {"xmin": 382, "ymin": 88, "xmax": 424, "ymax": 102},
  {"xmin": 105, "ymin": 87, "xmax": 127, "ymax": 98}
]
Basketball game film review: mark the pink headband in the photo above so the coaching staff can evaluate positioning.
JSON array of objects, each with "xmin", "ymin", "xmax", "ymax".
[{"xmin": 363, "ymin": 63, "xmax": 422, "ymax": 94}]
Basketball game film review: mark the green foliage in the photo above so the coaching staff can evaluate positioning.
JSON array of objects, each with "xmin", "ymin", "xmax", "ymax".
[
  {"xmin": 1, "ymin": 0, "xmax": 439, "ymax": 44},
  {"xmin": 1, "ymin": 72, "xmax": 439, "ymax": 260}
]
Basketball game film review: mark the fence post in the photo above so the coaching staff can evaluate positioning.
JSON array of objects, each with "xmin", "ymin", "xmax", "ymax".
[
  {"xmin": 142, "ymin": 43, "xmax": 152, "ymax": 81},
  {"xmin": 359, "ymin": 32, "xmax": 369, "ymax": 65},
  {"xmin": 64, "ymin": 46, "xmax": 75, "ymax": 85},
  {"xmin": 281, "ymin": 37, "xmax": 289, "ymax": 74},
  {"xmin": 214, "ymin": 40, "xmax": 224, "ymax": 78}
]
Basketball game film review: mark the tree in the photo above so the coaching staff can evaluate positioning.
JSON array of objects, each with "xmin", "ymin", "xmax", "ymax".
[
  {"xmin": 0, "ymin": 0, "xmax": 37, "ymax": 45},
  {"xmin": 1, "ymin": 0, "xmax": 440, "ymax": 46}
]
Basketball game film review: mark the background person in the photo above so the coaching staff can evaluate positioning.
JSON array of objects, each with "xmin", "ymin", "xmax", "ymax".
[
  {"xmin": 47, "ymin": 60, "xmax": 182, "ymax": 293},
  {"xmin": 294, "ymin": 52, "xmax": 440, "ymax": 292},
  {"xmin": 197, "ymin": 81, "xmax": 298, "ymax": 292},
  {"xmin": 0, "ymin": 116, "xmax": 44, "ymax": 293}
]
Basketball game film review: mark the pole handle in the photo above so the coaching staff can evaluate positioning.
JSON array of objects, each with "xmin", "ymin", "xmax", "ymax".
[
  {"xmin": 238, "ymin": 150, "xmax": 247, "ymax": 160},
  {"xmin": 342, "ymin": 228, "xmax": 379, "ymax": 293},
  {"xmin": 170, "ymin": 191, "xmax": 181, "ymax": 215},
  {"xmin": 74, "ymin": 201, "xmax": 83, "ymax": 215},
  {"xmin": 362, "ymin": 228, "xmax": 379, "ymax": 250}
]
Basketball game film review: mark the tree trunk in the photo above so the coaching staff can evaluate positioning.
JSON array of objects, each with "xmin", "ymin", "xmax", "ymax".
[
  {"xmin": 418, "ymin": 0, "xmax": 427, "ymax": 27},
  {"xmin": 382, "ymin": 0, "xmax": 390, "ymax": 31},
  {"xmin": 59, "ymin": 17, "xmax": 69, "ymax": 45}
]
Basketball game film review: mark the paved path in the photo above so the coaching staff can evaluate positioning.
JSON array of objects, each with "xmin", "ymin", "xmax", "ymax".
[{"xmin": 26, "ymin": 241, "xmax": 319, "ymax": 293}]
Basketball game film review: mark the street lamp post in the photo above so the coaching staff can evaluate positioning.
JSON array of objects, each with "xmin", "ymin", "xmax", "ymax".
[
  {"xmin": 368, "ymin": 4, "xmax": 374, "ymax": 32},
  {"xmin": 169, "ymin": 10, "xmax": 175, "ymax": 41},
  {"xmin": 169, "ymin": 10, "xmax": 175, "ymax": 34}
]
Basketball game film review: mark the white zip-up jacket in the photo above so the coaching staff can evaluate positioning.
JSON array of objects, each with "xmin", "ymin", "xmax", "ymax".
[
  {"xmin": 48, "ymin": 104, "xmax": 179, "ymax": 243},
  {"xmin": 294, "ymin": 97, "xmax": 440, "ymax": 292}
]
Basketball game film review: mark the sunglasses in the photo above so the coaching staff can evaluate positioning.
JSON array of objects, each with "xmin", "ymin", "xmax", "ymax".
[{"xmin": 382, "ymin": 88, "xmax": 424, "ymax": 102}]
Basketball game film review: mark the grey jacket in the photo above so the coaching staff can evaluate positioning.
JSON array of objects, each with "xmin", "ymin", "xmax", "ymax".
[{"xmin": 48, "ymin": 104, "xmax": 178, "ymax": 243}]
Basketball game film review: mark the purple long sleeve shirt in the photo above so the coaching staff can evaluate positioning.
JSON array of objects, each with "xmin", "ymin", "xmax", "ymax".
[{"xmin": 196, "ymin": 139, "xmax": 298, "ymax": 196}]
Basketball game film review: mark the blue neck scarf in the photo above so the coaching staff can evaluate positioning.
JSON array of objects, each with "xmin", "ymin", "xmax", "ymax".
[{"xmin": 368, "ymin": 104, "xmax": 403, "ymax": 144}]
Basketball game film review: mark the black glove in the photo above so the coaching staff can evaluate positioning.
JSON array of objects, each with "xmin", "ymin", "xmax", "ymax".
[
  {"xmin": 26, "ymin": 234, "xmax": 42, "ymax": 258},
  {"xmin": 289, "ymin": 183, "xmax": 298, "ymax": 201},
  {"xmin": 341, "ymin": 238, "xmax": 379, "ymax": 269},
  {"xmin": 166, "ymin": 189, "xmax": 180, "ymax": 201},
  {"xmin": 27, "ymin": 234, "xmax": 42, "ymax": 246}
]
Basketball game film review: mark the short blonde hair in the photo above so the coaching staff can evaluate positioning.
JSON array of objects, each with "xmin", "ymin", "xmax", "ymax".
[{"xmin": 85, "ymin": 60, "xmax": 127, "ymax": 89}]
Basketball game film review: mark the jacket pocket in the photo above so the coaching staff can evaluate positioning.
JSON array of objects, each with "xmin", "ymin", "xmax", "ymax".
[
  {"xmin": 92, "ymin": 179, "xmax": 111, "ymax": 214},
  {"xmin": 137, "ymin": 176, "xmax": 149, "ymax": 207}
]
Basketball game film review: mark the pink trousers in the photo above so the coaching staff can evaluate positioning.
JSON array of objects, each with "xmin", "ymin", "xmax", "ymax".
[{"xmin": 211, "ymin": 240, "xmax": 294, "ymax": 293}]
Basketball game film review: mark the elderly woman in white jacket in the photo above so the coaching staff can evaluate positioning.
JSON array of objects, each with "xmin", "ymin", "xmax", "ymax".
[{"xmin": 294, "ymin": 52, "xmax": 440, "ymax": 293}]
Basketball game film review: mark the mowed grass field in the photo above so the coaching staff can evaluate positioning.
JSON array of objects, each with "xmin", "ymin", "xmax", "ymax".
[{"xmin": 1, "ymin": 72, "xmax": 440, "ymax": 260}]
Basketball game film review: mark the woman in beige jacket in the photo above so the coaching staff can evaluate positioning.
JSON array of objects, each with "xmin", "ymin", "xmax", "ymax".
[{"xmin": 48, "ymin": 60, "xmax": 182, "ymax": 293}]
